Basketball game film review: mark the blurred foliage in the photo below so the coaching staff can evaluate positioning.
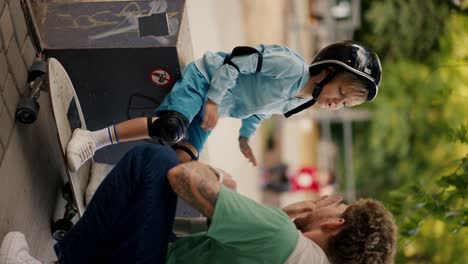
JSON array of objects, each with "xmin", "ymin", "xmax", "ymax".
[
  {"xmin": 351, "ymin": 1, "xmax": 468, "ymax": 263},
  {"xmin": 355, "ymin": 0, "xmax": 467, "ymax": 63}
]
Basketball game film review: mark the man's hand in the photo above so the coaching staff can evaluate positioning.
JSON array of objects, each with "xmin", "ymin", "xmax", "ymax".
[
  {"xmin": 282, "ymin": 195, "xmax": 343, "ymax": 220},
  {"xmin": 239, "ymin": 136, "xmax": 257, "ymax": 166},
  {"xmin": 201, "ymin": 99, "xmax": 219, "ymax": 131}
]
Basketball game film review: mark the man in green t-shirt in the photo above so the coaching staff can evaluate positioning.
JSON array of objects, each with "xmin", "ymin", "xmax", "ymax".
[
  {"xmin": 166, "ymin": 156, "xmax": 397, "ymax": 264},
  {"xmin": 1, "ymin": 145, "xmax": 396, "ymax": 264}
]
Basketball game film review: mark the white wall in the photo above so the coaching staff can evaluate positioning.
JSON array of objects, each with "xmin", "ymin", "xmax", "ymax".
[{"xmin": 186, "ymin": 0, "xmax": 262, "ymax": 201}]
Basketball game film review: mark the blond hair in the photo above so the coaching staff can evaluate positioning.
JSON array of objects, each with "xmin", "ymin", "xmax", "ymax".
[
  {"xmin": 326, "ymin": 199, "xmax": 397, "ymax": 264},
  {"xmin": 337, "ymin": 71, "xmax": 370, "ymax": 107}
]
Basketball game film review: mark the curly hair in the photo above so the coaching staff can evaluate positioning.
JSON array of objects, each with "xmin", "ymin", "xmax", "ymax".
[{"xmin": 325, "ymin": 199, "xmax": 397, "ymax": 264}]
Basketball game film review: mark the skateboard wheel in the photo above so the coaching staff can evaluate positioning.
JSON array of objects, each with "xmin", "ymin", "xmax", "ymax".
[
  {"xmin": 15, "ymin": 97, "xmax": 40, "ymax": 124},
  {"xmin": 52, "ymin": 218, "xmax": 74, "ymax": 241},
  {"xmin": 62, "ymin": 182, "xmax": 74, "ymax": 201},
  {"xmin": 28, "ymin": 61, "xmax": 47, "ymax": 82}
]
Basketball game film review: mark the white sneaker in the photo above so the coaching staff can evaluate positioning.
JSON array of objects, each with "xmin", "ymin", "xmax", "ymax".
[
  {"xmin": 0, "ymin": 232, "xmax": 42, "ymax": 264},
  {"xmin": 66, "ymin": 128, "xmax": 96, "ymax": 172}
]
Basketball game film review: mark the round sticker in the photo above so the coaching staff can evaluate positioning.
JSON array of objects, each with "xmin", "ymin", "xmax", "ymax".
[{"xmin": 149, "ymin": 68, "xmax": 173, "ymax": 86}]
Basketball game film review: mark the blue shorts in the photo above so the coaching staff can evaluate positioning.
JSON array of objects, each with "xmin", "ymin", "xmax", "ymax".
[{"xmin": 154, "ymin": 63, "xmax": 211, "ymax": 153}]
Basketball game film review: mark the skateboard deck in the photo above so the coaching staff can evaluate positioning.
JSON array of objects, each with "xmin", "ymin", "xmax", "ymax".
[{"xmin": 48, "ymin": 58, "xmax": 91, "ymax": 217}]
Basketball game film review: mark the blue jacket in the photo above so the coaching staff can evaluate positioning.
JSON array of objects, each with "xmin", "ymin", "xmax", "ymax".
[{"xmin": 194, "ymin": 44, "xmax": 311, "ymax": 138}]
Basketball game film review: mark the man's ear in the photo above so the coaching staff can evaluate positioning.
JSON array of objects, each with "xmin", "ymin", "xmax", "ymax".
[{"xmin": 321, "ymin": 218, "xmax": 345, "ymax": 231}]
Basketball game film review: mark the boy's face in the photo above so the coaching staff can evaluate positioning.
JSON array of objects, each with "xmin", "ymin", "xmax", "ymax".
[{"xmin": 316, "ymin": 77, "xmax": 347, "ymax": 110}]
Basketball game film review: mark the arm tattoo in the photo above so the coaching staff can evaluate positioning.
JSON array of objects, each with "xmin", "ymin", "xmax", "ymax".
[
  {"xmin": 198, "ymin": 175, "xmax": 219, "ymax": 206},
  {"xmin": 170, "ymin": 163, "xmax": 220, "ymax": 218}
]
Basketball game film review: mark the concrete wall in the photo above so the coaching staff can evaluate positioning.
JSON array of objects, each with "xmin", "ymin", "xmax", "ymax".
[
  {"xmin": 0, "ymin": 0, "xmax": 60, "ymax": 261},
  {"xmin": 1, "ymin": 0, "xmax": 34, "ymax": 158}
]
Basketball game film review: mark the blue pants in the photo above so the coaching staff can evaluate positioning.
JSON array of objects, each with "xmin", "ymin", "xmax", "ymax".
[
  {"xmin": 155, "ymin": 63, "xmax": 212, "ymax": 153},
  {"xmin": 54, "ymin": 145, "xmax": 179, "ymax": 264}
]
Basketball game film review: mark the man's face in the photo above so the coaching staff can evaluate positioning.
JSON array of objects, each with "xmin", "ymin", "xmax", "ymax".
[
  {"xmin": 316, "ymin": 77, "xmax": 348, "ymax": 110},
  {"xmin": 294, "ymin": 202, "xmax": 349, "ymax": 232}
]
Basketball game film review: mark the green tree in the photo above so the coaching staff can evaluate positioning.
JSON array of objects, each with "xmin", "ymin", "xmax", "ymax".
[
  {"xmin": 356, "ymin": 0, "xmax": 466, "ymax": 63},
  {"xmin": 352, "ymin": 2, "xmax": 468, "ymax": 262}
]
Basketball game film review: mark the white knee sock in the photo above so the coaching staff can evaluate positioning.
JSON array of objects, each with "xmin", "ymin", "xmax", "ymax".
[{"xmin": 90, "ymin": 126, "xmax": 119, "ymax": 150}]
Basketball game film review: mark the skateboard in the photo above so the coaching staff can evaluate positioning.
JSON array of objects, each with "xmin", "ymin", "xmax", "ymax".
[{"xmin": 48, "ymin": 58, "xmax": 92, "ymax": 240}]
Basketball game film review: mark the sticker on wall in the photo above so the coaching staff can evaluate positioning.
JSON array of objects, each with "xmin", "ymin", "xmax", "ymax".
[{"xmin": 149, "ymin": 68, "xmax": 173, "ymax": 87}]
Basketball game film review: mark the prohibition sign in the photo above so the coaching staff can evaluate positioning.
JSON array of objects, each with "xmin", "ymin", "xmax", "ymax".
[{"xmin": 149, "ymin": 68, "xmax": 173, "ymax": 86}]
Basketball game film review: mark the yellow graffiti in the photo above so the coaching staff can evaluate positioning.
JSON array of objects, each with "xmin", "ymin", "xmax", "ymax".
[
  {"xmin": 54, "ymin": 2, "xmax": 149, "ymax": 30},
  {"xmin": 113, "ymin": 2, "xmax": 146, "ymax": 18},
  {"xmin": 56, "ymin": 11, "xmax": 118, "ymax": 30}
]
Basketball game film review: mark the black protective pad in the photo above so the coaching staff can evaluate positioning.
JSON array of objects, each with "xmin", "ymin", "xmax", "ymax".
[
  {"xmin": 148, "ymin": 111, "xmax": 189, "ymax": 145},
  {"xmin": 172, "ymin": 145, "xmax": 198, "ymax": 161}
]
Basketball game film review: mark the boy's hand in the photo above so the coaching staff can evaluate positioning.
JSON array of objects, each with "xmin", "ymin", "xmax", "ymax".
[
  {"xmin": 201, "ymin": 99, "xmax": 219, "ymax": 131},
  {"xmin": 238, "ymin": 136, "xmax": 257, "ymax": 166}
]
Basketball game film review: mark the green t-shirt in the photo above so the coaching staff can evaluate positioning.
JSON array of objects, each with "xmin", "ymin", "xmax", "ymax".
[{"xmin": 166, "ymin": 186, "xmax": 299, "ymax": 264}]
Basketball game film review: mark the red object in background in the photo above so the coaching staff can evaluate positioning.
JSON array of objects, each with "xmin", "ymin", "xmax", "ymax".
[{"xmin": 291, "ymin": 166, "xmax": 320, "ymax": 192}]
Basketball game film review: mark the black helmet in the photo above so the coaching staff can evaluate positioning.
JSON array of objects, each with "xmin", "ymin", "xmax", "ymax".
[{"xmin": 309, "ymin": 40, "xmax": 382, "ymax": 101}]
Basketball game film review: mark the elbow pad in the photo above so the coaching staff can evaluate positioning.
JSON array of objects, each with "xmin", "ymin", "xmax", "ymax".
[{"xmin": 147, "ymin": 111, "xmax": 189, "ymax": 145}]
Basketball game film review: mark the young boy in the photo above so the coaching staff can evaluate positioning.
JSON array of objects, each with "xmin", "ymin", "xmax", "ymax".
[{"xmin": 67, "ymin": 40, "xmax": 382, "ymax": 171}]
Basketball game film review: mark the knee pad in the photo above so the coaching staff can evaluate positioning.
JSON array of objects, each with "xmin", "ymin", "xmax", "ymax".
[
  {"xmin": 172, "ymin": 144, "xmax": 199, "ymax": 161},
  {"xmin": 148, "ymin": 111, "xmax": 189, "ymax": 145}
]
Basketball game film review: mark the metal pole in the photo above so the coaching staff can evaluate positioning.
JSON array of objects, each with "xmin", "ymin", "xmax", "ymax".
[
  {"xmin": 290, "ymin": 0, "xmax": 303, "ymax": 52},
  {"xmin": 324, "ymin": 0, "xmax": 336, "ymax": 43},
  {"xmin": 343, "ymin": 119, "xmax": 355, "ymax": 201},
  {"xmin": 318, "ymin": 119, "xmax": 333, "ymax": 170},
  {"xmin": 320, "ymin": 119, "xmax": 332, "ymax": 141}
]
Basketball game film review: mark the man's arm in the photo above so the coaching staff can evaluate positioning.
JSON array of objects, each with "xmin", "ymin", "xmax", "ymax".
[{"xmin": 167, "ymin": 162, "xmax": 221, "ymax": 219}]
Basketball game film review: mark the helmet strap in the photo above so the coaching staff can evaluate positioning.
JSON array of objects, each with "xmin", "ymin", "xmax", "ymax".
[
  {"xmin": 312, "ymin": 69, "xmax": 338, "ymax": 99},
  {"xmin": 284, "ymin": 70, "xmax": 338, "ymax": 118}
]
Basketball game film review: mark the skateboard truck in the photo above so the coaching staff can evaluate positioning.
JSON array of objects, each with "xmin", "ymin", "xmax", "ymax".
[
  {"xmin": 52, "ymin": 181, "xmax": 78, "ymax": 241},
  {"xmin": 15, "ymin": 60, "xmax": 48, "ymax": 124}
]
